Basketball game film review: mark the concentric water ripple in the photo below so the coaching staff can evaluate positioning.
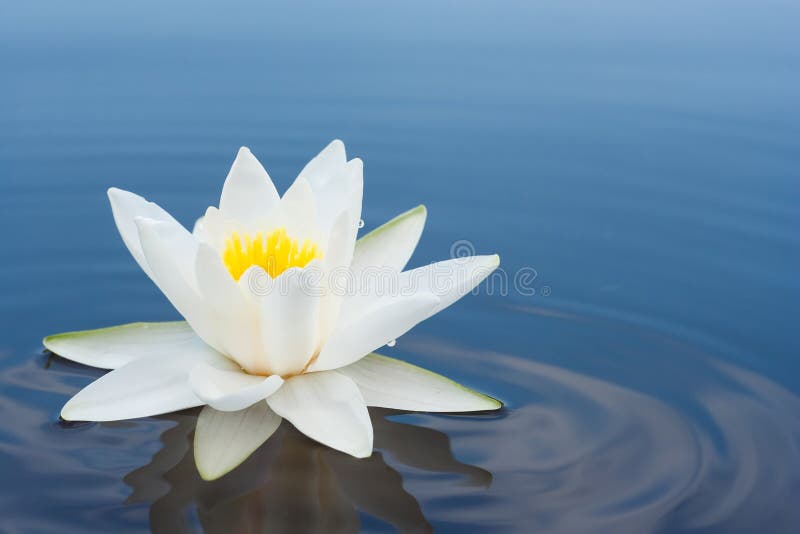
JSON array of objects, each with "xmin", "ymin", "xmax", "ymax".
[
  {"xmin": 399, "ymin": 323, "xmax": 800, "ymax": 532},
  {"xmin": 1, "ymin": 306, "xmax": 798, "ymax": 532}
]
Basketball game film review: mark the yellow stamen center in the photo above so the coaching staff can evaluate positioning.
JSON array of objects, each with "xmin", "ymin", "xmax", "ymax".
[{"xmin": 222, "ymin": 228, "xmax": 322, "ymax": 281}]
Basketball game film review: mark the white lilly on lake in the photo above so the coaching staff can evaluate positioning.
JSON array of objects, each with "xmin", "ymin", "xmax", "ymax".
[{"xmin": 45, "ymin": 140, "xmax": 501, "ymax": 480}]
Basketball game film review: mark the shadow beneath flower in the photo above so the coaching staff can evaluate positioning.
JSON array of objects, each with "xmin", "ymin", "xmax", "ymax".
[{"xmin": 123, "ymin": 408, "xmax": 492, "ymax": 533}]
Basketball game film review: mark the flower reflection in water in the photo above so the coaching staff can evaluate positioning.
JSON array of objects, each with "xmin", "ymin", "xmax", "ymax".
[{"xmin": 123, "ymin": 408, "xmax": 493, "ymax": 533}]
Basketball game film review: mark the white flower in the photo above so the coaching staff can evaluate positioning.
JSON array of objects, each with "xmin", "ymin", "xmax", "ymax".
[{"xmin": 45, "ymin": 140, "xmax": 501, "ymax": 480}]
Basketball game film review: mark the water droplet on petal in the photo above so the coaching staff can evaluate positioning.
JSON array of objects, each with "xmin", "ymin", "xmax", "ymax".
[
  {"xmin": 386, "ymin": 339, "xmax": 396, "ymax": 347},
  {"xmin": 358, "ymin": 219, "xmax": 365, "ymax": 229}
]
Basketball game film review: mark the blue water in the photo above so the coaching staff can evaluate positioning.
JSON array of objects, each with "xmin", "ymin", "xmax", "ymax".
[{"xmin": 1, "ymin": 1, "xmax": 799, "ymax": 532}]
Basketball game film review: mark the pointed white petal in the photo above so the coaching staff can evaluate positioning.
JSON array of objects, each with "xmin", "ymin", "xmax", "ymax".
[
  {"xmin": 219, "ymin": 147, "xmax": 280, "ymax": 225},
  {"xmin": 309, "ymin": 293, "xmax": 440, "ymax": 373},
  {"xmin": 300, "ymin": 140, "xmax": 347, "ymax": 182},
  {"xmin": 107, "ymin": 188, "xmax": 181, "ymax": 279},
  {"xmin": 338, "ymin": 353, "xmax": 501, "ymax": 412},
  {"xmin": 193, "ymin": 205, "xmax": 244, "ymax": 252},
  {"xmin": 61, "ymin": 345, "xmax": 234, "ymax": 422},
  {"xmin": 267, "ymin": 371, "xmax": 373, "ymax": 458},
  {"xmin": 279, "ymin": 176, "xmax": 319, "ymax": 240},
  {"xmin": 194, "ymin": 403, "xmax": 282, "ymax": 481},
  {"xmin": 257, "ymin": 265, "xmax": 322, "ymax": 376},
  {"xmin": 298, "ymin": 140, "xmax": 363, "ymax": 237},
  {"xmin": 189, "ymin": 362, "xmax": 283, "ymax": 411},
  {"xmin": 317, "ymin": 211, "xmax": 356, "ymax": 342},
  {"xmin": 405, "ymin": 254, "xmax": 501, "ymax": 317},
  {"xmin": 194, "ymin": 244, "xmax": 262, "ymax": 373},
  {"xmin": 342, "ymin": 253, "xmax": 500, "ymax": 329},
  {"xmin": 194, "ymin": 243, "xmax": 246, "ymax": 309},
  {"xmin": 341, "ymin": 157, "xmax": 364, "ymax": 236},
  {"xmin": 351, "ymin": 205, "xmax": 426, "ymax": 274},
  {"xmin": 192, "ymin": 215, "xmax": 205, "ymax": 238},
  {"xmin": 136, "ymin": 218, "xmax": 223, "ymax": 353},
  {"xmin": 338, "ymin": 205, "xmax": 427, "ymax": 326},
  {"xmin": 44, "ymin": 321, "xmax": 196, "ymax": 370}
]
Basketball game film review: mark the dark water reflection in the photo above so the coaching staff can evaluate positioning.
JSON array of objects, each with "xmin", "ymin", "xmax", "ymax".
[{"xmin": 126, "ymin": 408, "xmax": 491, "ymax": 534}]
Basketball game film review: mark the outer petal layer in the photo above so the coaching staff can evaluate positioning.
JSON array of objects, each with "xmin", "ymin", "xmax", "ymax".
[
  {"xmin": 189, "ymin": 363, "xmax": 284, "ymax": 412},
  {"xmin": 194, "ymin": 403, "xmax": 282, "ymax": 481},
  {"xmin": 44, "ymin": 321, "xmax": 195, "ymax": 370},
  {"xmin": 61, "ymin": 344, "xmax": 235, "ymax": 422},
  {"xmin": 309, "ymin": 293, "xmax": 440, "ymax": 373},
  {"xmin": 136, "ymin": 218, "xmax": 223, "ymax": 354},
  {"xmin": 107, "ymin": 188, "xmax": 181, "ymax": 280},
  {"xmin": 341, "ymin": 254, "xmax": 500, "ymax": 328},
  {"xmin": 350, "ymin": 205, "xmax": 426, "ymax": 275},
  {"xmin": 406, "ymin": 254, "xmax": 501, "ymax": 318},
  {"xmin": 337, "ymin": 353, "xmax": 501, "ymax": 412},
  {"xmin": 267, "ymin": 371, "xmax": 373, "ymax": 458}
]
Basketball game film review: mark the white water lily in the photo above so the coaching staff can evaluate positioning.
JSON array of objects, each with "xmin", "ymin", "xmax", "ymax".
[{"xmin": 45, "ymin": 140, "xmax": 501, "ymax": 480}]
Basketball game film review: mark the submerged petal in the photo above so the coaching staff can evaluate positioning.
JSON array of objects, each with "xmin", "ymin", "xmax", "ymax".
[
  {"xmin": 189, "ymin": 362, "xmax": 283, "ymax": 412},
  {"xmin": 267, "ymin": 371, "xmax": 373, "ymax": 458},
  {"xmin": 61, "ymin": 345, "xmax": 235, "ymax": 422},
  {"xmin": 219, "ymin": 147, "xmax": 280, "ymax": 225},
  {"xmin": 44, "ymin": 321, "xmax": 197, "ymax": 370},
  {"xmin": 338, "ymin": 353, "xmax": 501, "ymax": 412},
  {"xmin": 309, "ymin": 293, "xmax": 440, "ymax": 373},
  {"xmin": 194, "ymin": 402, "xmax": 282, "ymax": 481}
]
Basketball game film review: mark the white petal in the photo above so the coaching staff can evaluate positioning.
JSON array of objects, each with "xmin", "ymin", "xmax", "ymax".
[
  {"xmin": 189, "ymin": 362, "xmax": 283, "ymax": 411},
  {"xmin": 298, "ymin": 140, "xmax": 363, "ymax": 236},
  {"xmin": 300, "ymin": 140, "xmax": 347, "ymax": 182},
  {"xmin": 194, "ymin": 403, "xmax": 282, "ymax": 481},
  {"xmin": 257, "ymin": 265, "xmax": 322, "ymax": 376},
  {"xmin": 309, "ymin": 293, "xmax": 440, "ymax": 372},
  {"xmin": 107, "ymin": 188, "xmax": 181, "ymax": 279},
  {"xmin": 339, "ymin": 205, "xmax": 427, "ymax": 326},
  {"xmin": 338, "ymin": 353, "xmax": 501, "ymax": 412},
  {"xmin": 279, "ymin": 176, "xmax": 319, "ymax": 240},
  {"xmin": 192, "ymin": 215, "xmax": 205, "ymax": 238},
  {"xmin": 350, "ymin": 205, "xmax": 426, "ymax": 274},
  {"xmin": 219, "ymin": 147, "xmax": 280, "ymax": 225},
  {"xmin": 44, "ymin": 321, "xmax": 196, "ymax": 370},
  {"xmin": 194, "ymin": 244, "xmax": 262, "ymax": 373},
  {"xmin": 61, "ymin": 345, "xmax": 235, "ymax": 422},
  {"xmin": 193, "ymin": 206, "xmax": 242, "ymax": 252},
  {"xmin": 317, "ymin": 211, "xmax": 355, "ymax": 342},
  {"xmin": 267, "ymin": 371, "xmax": 373, "ymax": 458},
  {"xmin": 341, "ymin": 158, "xmax": 364, "ymax": 236},
  {"xmin": 403, "ymin": 254, "xmax": 501, "ymax": 318},
  {"xmin": 342, "ymin": 254, "xmax": 500, "ymax": 328},
  {"xmin": 136, "ymin": 218, "xmax": 223, "ymax": 353}
]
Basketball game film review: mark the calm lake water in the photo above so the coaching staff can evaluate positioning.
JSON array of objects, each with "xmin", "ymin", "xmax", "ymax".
[{"xmin": 1, "ymin": 1, "xmax": 799, "ymax": 532}]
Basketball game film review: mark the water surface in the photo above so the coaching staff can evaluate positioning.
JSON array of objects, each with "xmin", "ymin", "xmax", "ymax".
[{"xmin": 1, "ymin": 1, "xmax": 799, "ymax": 532}]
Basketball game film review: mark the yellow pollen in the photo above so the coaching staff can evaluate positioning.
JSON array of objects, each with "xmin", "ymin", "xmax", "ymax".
[{"xmin": 222, "ymin": 228, "xmax": 322, "ymax": 281}]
